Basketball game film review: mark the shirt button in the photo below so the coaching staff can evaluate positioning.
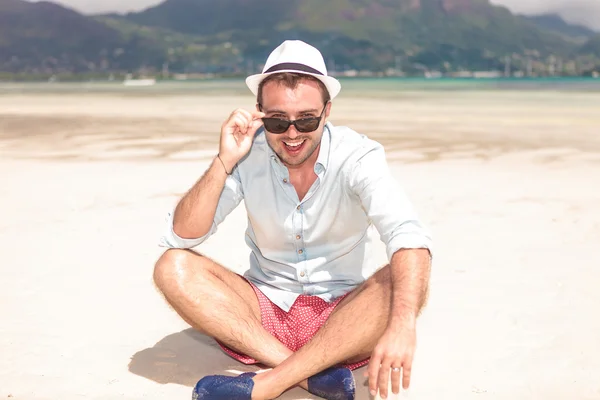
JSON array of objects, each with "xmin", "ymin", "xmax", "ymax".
[
  {"xmin": 283, "ymin": 179, "xmax": 288, "ymax": 183},
  {"xmin": 297, "ymin": 205, "xmax": 301, "ymax": 210},
  {"xmin": 298, "ymin": 249, "xmax": 304, "ymax": 255},
  {"xmin": 296, "ymin": 235, "xmax": 301, "ymax": 240},
  {"xmin": 300, "ymin": 271, "xmax": 306, "ymax": 277}
]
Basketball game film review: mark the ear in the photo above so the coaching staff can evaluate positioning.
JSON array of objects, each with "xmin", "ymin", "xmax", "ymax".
[{"xmin": 325, "ymin": 101, "xmax": 332, "ymax": 120}]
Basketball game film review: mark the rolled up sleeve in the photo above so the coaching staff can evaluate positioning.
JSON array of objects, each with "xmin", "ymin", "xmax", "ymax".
[
  {"xmin": 348, "ymin": 144, "xmax": 433, "ymax": 261},
  {"xmin": 158, "ymin": 168, "xmax": 244, "ymax": 249}
]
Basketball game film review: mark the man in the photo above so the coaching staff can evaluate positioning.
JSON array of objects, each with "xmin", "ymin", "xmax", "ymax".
[{"xmin": 155, "ymin": 40, "xmax": 433, "ymax": 400}]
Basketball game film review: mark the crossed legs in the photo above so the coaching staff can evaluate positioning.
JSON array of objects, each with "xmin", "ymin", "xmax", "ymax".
[
  {"xmin": 153, "ymin": 249, "xmax": 302, "ymax": 381},
  {"xmin": 153, "ymin": 249, "xmax": 393, "ymax": 399}
]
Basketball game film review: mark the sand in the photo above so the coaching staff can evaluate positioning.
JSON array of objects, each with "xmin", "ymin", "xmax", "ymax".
[{"xmin": 1, "ymin": 85, "xmax": 599, "ymax": 400}]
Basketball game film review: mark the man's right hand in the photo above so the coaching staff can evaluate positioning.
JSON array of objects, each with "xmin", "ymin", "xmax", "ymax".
[{"xmin": 218, "ymin": 109, "xmax": 265, "ymax": 172}]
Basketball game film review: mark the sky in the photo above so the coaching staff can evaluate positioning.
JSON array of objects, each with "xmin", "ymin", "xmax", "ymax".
[{"xmin": 27, "ymin": 0, "xmax": 600, "ymax": 30}]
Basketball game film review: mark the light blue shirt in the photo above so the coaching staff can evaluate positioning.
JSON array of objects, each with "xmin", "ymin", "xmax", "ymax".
[{"xmin": 159, "ymin": 122, "xmax": 433, "ymax": 312}]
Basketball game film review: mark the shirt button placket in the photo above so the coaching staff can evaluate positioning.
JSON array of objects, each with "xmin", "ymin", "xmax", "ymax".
[{"xmin": 296, "ymin": 204, "xmax": 307, "ymax": 279}]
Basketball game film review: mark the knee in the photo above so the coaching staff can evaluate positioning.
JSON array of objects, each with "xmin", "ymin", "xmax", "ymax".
[{"xmin": 153, "ymin": 249, "xmax": 196, "ymax": 292}]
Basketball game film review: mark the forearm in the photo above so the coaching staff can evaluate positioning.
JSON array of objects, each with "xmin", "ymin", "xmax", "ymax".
[
  {"xmin": 172, "ymin": 157, "xmax": 229, "ymax": 239},
  {"xmin": 388, "ymin": 248, "xmax": 431, "ymax": 328}
]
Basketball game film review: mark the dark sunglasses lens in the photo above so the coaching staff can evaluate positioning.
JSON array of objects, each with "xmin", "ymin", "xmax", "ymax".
[
  {"xmin": 295, "ymin": 118, "xmax": 320, "ymax": 133},
  {"xmin": 263, "ymin": 118, "xmax": 290, "ymax": 134}
]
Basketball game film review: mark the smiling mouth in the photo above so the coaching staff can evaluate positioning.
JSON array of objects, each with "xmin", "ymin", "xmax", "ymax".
[
  {"xmin": 283, "ymin": 140, "xmax": 305, "ymax": 147},
  {"xmin": 283, "ymin": 139, "xmax": 307, "ymax": 154}
]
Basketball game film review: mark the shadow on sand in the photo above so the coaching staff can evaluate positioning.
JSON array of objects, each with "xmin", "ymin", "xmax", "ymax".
[
  {"xmin": 128, "ymin": 328, "xmax": 371, "ymax": 399},
  {"xmin": 128, "ymin": 328, "xmax": 260, "ymax": 387}
]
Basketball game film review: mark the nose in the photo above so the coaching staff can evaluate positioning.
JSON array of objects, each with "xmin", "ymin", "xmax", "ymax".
[{"xmin": 286, "ymin": 125, "xmax": 299, "ymax": 139}]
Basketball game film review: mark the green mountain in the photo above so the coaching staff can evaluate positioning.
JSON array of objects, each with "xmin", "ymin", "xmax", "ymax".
[
  {"xmin": 580, "ymin": 34, "xmax": 600, "ymax": 57},
  {"xmin": 0, "ymin": 0, "xmax": 119, "ymax": 72},
  {"xmin": 117, "ymin": 0, "xmax": 579, "ymax": 73},
  {"xmin": 1, "ymin": 0, "xmax": 599, "ymax": 77},
  {"xmin": 0, "ymin": 0, "xmax": 175, "ymax": 74},
  {"xmin": 522, "ymin": 14, "xmax": 596, "ymax": 44}
]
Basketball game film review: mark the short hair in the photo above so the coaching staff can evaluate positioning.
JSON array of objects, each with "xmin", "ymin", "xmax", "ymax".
[{"xmin": 257, "ymin": 72, "xmax": 331, "ymax": 106}]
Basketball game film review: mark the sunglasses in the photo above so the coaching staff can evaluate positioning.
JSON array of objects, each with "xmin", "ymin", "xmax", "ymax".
[{"xmin": 259, "ymin": 104, "xmax": 328, "ymax": 134}]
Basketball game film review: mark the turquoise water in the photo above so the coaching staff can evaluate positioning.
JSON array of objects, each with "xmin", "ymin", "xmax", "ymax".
[{"xmin": 1, "ymin": 77, "xmax": 600, "ymax": 95}]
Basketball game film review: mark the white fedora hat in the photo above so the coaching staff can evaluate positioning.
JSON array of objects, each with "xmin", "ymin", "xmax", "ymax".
[{"xmin": 246, "ymin": 40, "xmax": 341, "ymax": 100}]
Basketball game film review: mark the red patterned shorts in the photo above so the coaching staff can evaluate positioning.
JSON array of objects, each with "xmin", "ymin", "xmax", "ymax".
[{"xmin": 218, "ymin": 280, "xmax": 370, "ymax": 370}]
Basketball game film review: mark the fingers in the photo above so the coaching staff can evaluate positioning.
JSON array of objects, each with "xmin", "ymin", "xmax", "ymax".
[
  {"xmin": 232, "ymin": 108, "xmax": 254, "ymax": 121},
  {"xmin": 402, "ymin": 362, "xmax": 412, "ymax": 390},
  {"xmin": 248, "ymin": 112, "xmax": 265, "ymax": 135},
  {"xmin": 224, "ymin": 109, "xmax": 251, "ymax": 135},
  {"xmin": 391, "ymin": 366, "xmax": 402, "ymax": 395},
  {"xmin": 366, "ymin": 352, "xmax": 382, "ymax": 397},
  {"xmin": 232, "ymin": 113, "xmax": 249, "ymax": 134},
  {"xmin": 366, "ymin": 358, "xmax": 412, "ymax": 398},
  {"xmin": 377, "ymin": 359, "xmax": 392, "ymax": 399},
  {"xmin": 252, "ymin": 110, "xmax": 266, "ymax": 120},
  {"xmin": 225, "ymin": 109, "xmax": 266, "ymax": 137}
]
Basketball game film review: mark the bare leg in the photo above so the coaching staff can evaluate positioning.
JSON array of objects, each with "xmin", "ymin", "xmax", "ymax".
[
  {"xmin": 153, "ymin": 249, "xmax": 310, "ymax": 389},
  {"xmin": 251, "ymin": 265, "xmax": 394, "ymax": 399}
]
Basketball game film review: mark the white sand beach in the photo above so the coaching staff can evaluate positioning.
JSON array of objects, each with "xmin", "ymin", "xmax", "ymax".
[{"xmin": 1, "ymin": 84, "xmax": 599, "ymax": 400}]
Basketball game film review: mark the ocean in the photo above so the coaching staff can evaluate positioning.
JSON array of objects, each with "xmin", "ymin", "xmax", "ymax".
[{"xmin": 1, "ymin": 77, "xmax": 600, "ymax": 97}]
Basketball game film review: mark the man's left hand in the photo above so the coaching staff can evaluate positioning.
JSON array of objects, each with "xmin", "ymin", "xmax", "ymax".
[{"xmin": 365, "ymin": 323, "xmax": 417, "ymax": 398}]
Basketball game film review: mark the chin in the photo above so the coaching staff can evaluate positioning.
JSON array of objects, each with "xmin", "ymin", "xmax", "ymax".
[{"xmin": 278, "ymin": 152, "xmax": 305, "ymax": 166}]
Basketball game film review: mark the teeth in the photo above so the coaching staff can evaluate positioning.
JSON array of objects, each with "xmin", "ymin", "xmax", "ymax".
[{"xmin": 284, "ymin": 140, "xmax": 304, "ymax": 147}]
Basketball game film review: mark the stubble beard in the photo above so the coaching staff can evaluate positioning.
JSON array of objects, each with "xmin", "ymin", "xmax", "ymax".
[{"xmin": 268, "ymin": 135, "xmax": 320, "ymax": 167}]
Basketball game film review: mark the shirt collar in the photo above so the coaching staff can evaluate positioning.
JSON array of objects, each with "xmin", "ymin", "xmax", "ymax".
[{"xmin": 315, "ymin": 122, "xmax": 331, "ymax": 173}]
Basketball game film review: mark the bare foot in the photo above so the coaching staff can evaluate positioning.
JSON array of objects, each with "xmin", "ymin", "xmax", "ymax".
[{"xmin": 251, "ymin": 371, "xmax": 283, "ymax": 400}]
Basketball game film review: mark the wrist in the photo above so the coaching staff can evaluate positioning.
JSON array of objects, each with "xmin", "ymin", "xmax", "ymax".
[
  {"xmin": 216, "ymin": 153, "xmax": 236, "ymax": 175},
  {"xmin": 389, "ymin": 306, "xmax": 417, "ymax": 329}
]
